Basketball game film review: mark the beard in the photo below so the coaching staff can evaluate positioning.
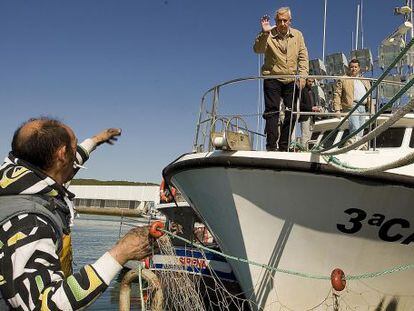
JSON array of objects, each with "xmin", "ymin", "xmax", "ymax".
[{"xmin": 62, "ymin": 149, "xmax": 77, "ymax": 183}]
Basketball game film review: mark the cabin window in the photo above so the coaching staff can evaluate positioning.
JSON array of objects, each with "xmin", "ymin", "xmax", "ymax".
[
  {"xmin": 372, "ymin": 127, "xmax": 405, "ymax": 148},
  {"xmin": 307, "ymin": 132, "xmax": 320, "ymax": 149},
  {"xmin": 310, "ymin": 132, "xmax": 320, "ymax": 141},
  {"xmin": 320, "ymin": 131, "xmax": 336, "ymax": 148}
]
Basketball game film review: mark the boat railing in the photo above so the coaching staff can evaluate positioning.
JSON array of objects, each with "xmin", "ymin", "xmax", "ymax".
[
  {"xmin": 193, "ymin": 38, "xmax": 414, "ymax": 154},
  {"xmin": 193, "ymin": 74, "xmax": 410, "ymax": 153}
]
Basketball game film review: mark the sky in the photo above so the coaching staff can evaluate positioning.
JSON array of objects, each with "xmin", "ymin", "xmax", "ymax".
[{"xmin": 0, "ymin": 0, "xmax": 405, "ymax": 183}]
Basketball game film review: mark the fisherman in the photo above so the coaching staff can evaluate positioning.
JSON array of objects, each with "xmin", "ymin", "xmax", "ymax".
[
  {"xmin": 333, "ymin": 58, "xmax": 372, "ymax": 144},
  {"xmin": 253, "ymin": 6, "xmax": 309, "ymax": 151},
  {"xmin": 0, "ymin": 117, "xmax": 152, "ymax": 310}
]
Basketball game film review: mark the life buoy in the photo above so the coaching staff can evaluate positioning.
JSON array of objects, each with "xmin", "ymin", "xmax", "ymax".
[
  {"xmin": 149, "ymin": 221, "xmax": 165, "ymax": 238},
  {"xmin": 160, "ymin": 179, "xmax": 176, "ymax": 203}
]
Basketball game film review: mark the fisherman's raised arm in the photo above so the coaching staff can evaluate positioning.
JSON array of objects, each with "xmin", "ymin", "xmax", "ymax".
[
  {"xmin": 253, "ymin": 15, "xmax": 273, "ymax": 53},
  {"xmin": 75, "ymin": 128, "xmax": 122, "ymax": 167}
]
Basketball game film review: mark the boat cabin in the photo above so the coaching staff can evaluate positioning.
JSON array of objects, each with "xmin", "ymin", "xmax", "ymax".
[{"xmin": 310, "ymin": 113, "xmax": 414, "ymax": 151}]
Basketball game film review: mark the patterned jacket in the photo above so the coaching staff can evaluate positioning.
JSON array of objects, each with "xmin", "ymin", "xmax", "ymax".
[{"xmin": 0, "ymin": 139, "xmax": 123, "ymax": 310}]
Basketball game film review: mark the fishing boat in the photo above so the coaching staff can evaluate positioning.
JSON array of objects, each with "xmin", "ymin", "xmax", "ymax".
[{"xmin": 162, "ymin": 2, "xmax": 414, "ymax": 310}]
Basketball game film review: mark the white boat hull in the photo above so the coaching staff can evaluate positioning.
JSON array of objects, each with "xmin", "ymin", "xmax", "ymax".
[{"xmin": 164, "ymin": 151, "xmax": 414, "ymax": 310}]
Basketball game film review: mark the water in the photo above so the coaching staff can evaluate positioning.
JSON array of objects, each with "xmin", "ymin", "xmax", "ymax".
[{"xmin": 72, "ymin": 214, "xmax": 143, "ymax": 310}]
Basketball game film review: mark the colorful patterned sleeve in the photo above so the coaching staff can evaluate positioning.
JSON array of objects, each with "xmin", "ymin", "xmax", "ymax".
[{"xmin": 0, "ymin": 214, "xmax": 122, "ymax": 310}]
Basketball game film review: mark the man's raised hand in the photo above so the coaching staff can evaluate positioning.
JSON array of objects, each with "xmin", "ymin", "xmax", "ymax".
[
  {"xmin": 261, "ymin": 15, "xmax": 274, "ymax": 33},
  {"xmin": 93, "ymin": 128, "xmax": 122, "ymax": 146}
]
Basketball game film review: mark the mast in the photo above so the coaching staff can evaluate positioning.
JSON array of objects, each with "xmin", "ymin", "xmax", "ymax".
[
  {"xmin": 322, "ymin": 0, "xmax": 327, "ymax": 60},
  {"xmin": 355, "ymin": 4, "xmax": 360, "ymax": 50},
  {"xmin": 352, "ymin": 31, "xmax": 354, "ymax": 50},
  {"xmin": 409, "ymin": 0, "xmax": 414, "ymax": 39},
  {"xmin": 361, "ymin": 0, "xmax": 364, "ymax": 48},
  {"xmin": 410, "ymin": 0, "xmax": 413, "ymax": 74}
]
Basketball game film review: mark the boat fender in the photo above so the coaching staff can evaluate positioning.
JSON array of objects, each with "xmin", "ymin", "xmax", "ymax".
[
  {"xmin": 213, "ymin": 136, "xmax": 227, "ymax": 149},
  {"xmin": 160, "ymin": 179, "xmax": 177, "ymax": 203},
  {"xmin": 331, "ymin": 268, "xmax": 346, "ymax": 291},
  {"xmin": 143, "ymin": 257, "xmax": 150, "ymax": 269},
  {"xmin": 149, "ymin": 221, "xmax": 165, "ymax": 238}
]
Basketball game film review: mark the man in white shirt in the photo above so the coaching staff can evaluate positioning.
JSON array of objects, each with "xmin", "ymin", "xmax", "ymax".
[{"xmin": 333, "ymin": 59, "xmax": 372, "ymax": 140}]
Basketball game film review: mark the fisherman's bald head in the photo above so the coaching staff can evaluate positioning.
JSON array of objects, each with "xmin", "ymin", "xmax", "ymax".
[{"xmin": 12, "ymin": 117, "xmax": 74, "ymax": 170}]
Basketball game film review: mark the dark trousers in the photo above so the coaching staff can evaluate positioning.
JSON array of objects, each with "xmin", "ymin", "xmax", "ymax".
[{"xmin": 263, "ymin": 79, "xmax": 299, "ymax": 151}]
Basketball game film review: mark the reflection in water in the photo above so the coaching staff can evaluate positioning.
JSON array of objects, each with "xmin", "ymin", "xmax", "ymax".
[{"xmin": 72, "ymin": 214, "xmax": 141, "ymax": 310}]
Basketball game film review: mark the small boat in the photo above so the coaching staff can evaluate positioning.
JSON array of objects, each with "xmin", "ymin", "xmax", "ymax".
[
  {"xmin": 151, "ymin": 201, "xmax": 248, "ymax": 309},
  {"xmin": 120, "ymin": 187, "xmax": 249, "ymax": 310}
]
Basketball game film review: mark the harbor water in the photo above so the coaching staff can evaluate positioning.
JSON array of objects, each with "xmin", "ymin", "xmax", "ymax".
[{"xmin": 72, "ymin": 214, "xmax": 146, "ymax": 310}]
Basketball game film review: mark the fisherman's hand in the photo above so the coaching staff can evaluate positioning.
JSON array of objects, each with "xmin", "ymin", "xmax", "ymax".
[
  {"xmin": 261, "ymin": 15, "xmax": 274, "ymax": 33},
  {"xmin": 335, "ymin": 110, "xmax": 342, "ymax": 118},
  {"xmin": 92, "ymin": 128, "xmax": 122, "ymax": 146},
  {"xmin": 109, "ymin": 226, "xmax": 152, "ymax": 265},
  {"xmin": 312, "ymin": 106, "xmax": 323, "ymax": 113}
]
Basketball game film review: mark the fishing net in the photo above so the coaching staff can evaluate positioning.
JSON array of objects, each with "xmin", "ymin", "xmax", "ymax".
[
  {"xmin": 118, "ymin": 216, "xmax": 414, "ymax": 311},
  {"xmin": 145, "ymin": 234, "xmax": 414, "ymax": 311},
  {"xmin": 141, "ymin": 234, "xmax": 250, "ymax": 311}
]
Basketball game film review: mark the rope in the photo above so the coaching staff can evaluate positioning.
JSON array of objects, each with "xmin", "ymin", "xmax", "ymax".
[
  {"xmin": 320, "ymin": 98, "xmax": 414, "ymax": 156},
  {"xmin": 289, "ymin": 141, "xmax": 307, "ymax": 151},
  {"xmin": 316, "ymin": 99, "xmax": 414, "ymax": 174},
  {"xmin": 346, "ymin": 263, "xmax": 414, "ymax": 280},
  {"xmin": 322, "ymin": 148, "xmax": 414, "ymax": 175},
  {"xmin": 158, "ymin": 228, "xmax": 414, "ymax": 281},
  {"xmin": 159, "ymin": 228, "xmax": 329, "ymax": 280},
  {"xmin": 138, "ymin": 263, "xmax": 146, "ymax": 311}
]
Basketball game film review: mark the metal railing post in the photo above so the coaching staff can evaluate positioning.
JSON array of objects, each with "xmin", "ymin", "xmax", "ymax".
[
  {"xmin": 193, "ymin": 96, "xmax": 207, "ymax": 152},
  {"xmin": 208, "ymin": 87, "xmax": 220, "ymax": 151}
]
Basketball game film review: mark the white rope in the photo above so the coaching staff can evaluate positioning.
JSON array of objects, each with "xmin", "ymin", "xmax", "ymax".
[
  {"xmin": 323, "ymin": 149, "xmax": 414, "ymax": 175},
  {"xmin": 321, "ymin": 99, "xmax": 414, "ymax": 156}
]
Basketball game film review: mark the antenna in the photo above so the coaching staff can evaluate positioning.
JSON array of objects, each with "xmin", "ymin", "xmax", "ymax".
[
  {"xmin": 352, "ymin": 31, "xmax": 354, "ymax": 50},
  {"xmin": 355, "ymin": 4, "xmax": 360, "ymax": 50},
  {"xmin": 322, "ymin": 0, "xmax": 327, "ymax": 61},
  {"xmin": 361, "ymin": 0, "xmax": 364, "ymax": 48},
  {"xmin": 409, "ymin": 0, "xmax": 413, "ymax": 74}
]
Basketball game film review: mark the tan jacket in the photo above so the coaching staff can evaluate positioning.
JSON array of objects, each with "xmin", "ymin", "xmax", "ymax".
[
  {"xmin": 253, "ymin": 27, "xmax": 309, "ymax": 83},
  {"xmin": 333, "ymin": 77, "xmax": 372, "ymax": 112}
]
